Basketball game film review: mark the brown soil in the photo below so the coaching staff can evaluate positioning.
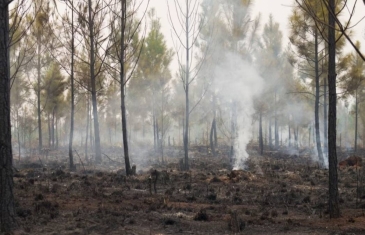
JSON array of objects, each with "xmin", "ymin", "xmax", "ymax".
[{"xmin": 11, "ymin": 146, "xmax": 365, "ymax": 235}]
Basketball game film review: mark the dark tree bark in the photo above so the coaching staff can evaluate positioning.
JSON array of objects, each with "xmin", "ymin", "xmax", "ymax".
[
  {"xmin": 88, "ymin": 0, "xmax": 102, "ymax": 163},
  {"xmin": 183, "ymin": 0, "xmax": 190, "ymax": 171},
  {"xmin": 52, "ymin": 108, "xmax": 55, "ymax": 148},
  {"xmin": 269, "ymin": 118, "xmax": 272, "ymax": 149},
  {"xmin": 259, "ymin": 112, "xmax": 263, "ymax": 155},
  {"xmin": 288, "ymin": 120, "xmax": 291, "ymax": 147},
  {"xmin": 324, "ymin": 75, "xmax": 328, "ymax": 155},
  {"xmin": 17, "ymin": 109, "xmax": 21, "ymax": 162},
  {"xmin": 295, "ymin": 126, "xmax": 299, "ymax": 148},
  {"xmin": 274, "ymin": 92, "xmax": 278, "ymax": 149},
  {"xmin": 156, "ymin": 121, "xmax": 159, "ymax": 148},
  {"xmin": 230, "ymin": 101, "xmax": 237, "ymax": 161},
  {"xmin": 55, "ymin": 116, "xmax": 58, "ymax": 149},
  {"xmin": 85, "ymin": 94, "xmax": 89, "ymax": 161},
  {"xmin": 37, "ymin": 33, "xmax": 42, "ymax": 153},
  {"xmin": 69, "ymin": 0, "xmax": 75, "ymax": 171},
  {"xmin": 120, "ymin": 0, "xmax": 132, "ymax": 175},
  {"xmin": 314, "ymin": 27, "xmax": 325, "ymax": 166},
  {"xmin": 210, "ymin": 119, "xmax": 216, "ymax": 157},
  {"xmin": 0, "ymin": 1, "xmax": 15, "ymax": 231},
  {"xmin": 264, "ymin": 119, "xmax": 267, "ymax": 146},
  {"xmin": 47, "ymin": 113, "xmax": 51, "ymax": 147},
  {"xmin": 209, "ymin": 94, "xmax": 218, "ymax": 156},
  {"xmin": 327, "ymin": 0, "xmax": 340, "ymax": 218},
  {"xmin": 152, "ymin": 95, "xmax": 156, "ymax": 150},
  {"xmin": 355, "ymin": 88, "xmax": 358, "ymax": 152}
]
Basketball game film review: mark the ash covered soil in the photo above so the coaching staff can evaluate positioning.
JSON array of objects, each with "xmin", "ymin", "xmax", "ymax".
[{"xmin": 11, "ymin": 146, "xmax": 365, "ymax": 235}]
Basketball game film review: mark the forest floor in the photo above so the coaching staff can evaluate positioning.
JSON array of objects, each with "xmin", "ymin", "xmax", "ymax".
[{"xmin": 10, "ymin": 145, "xmax": 365, "ymax": 235}]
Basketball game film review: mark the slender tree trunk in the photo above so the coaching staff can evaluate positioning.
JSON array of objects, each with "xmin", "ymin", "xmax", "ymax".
[
  {"xmin": 355, "ymin": 88, "xmax": 358, "ymax": 152},
  {"xmin": 0, "ymin": 2, "xmax": 15, "ymax": 231},
  {"xmin": 327, "ymin": 0, "xmax": 340, "ymax": 218},
  {"xmin": 37, "ymin": 34, "xmax": 42, "ymax": 153},
  {"xmin": 156, "ymin": 120, "xmax": 160, "ymax": 147},
  {"xmin": 230, "ymin": 101, "xmax": 237, "ymax": 161},
  {"xmin": 88, "ymin": 0, "xmax": 102, "ymax": 163},
  {"xmin": 210, "ymin": 119, "xmax": 216, "ymax": 157},
  {"xmin": 264, "ymin": 119, "xmax": 267, "ymax": 146},
  {"xmin": 69, "ymin": 1, "xmax": 75, "ymax": 170},
  {"xmin": 296, "ymin": 126, "xmax": 299, "ymax": 148},
  {"xmin": 314, "ymin": 27, "xmax": 324, "ymax": 165},
  {"xmin": 324, "ymin": 73, "xmax": 328, "ymax": 155},
  {"xmin": 90, "ymin": 105, "xmax": 94, "ymax": 150},
  {"xmin": 182, "ymin": 117, "xmax": 185, "ymax": 147},
  {"xmin": 48, "ymin": 113, "xmax": 51, "ymax": 147},
  {"xmin": 161, "ymin": 109, "xmax": 164, "ymax": 163},
  {"xmin": 259, "ymin": 111, "xmax": 263, "ymax": 155},
  {"xmin": 153, "ymin": 112, "xmax": 156, "ymax": 150},
  {"xmin": 120, "ymin": 0, "xmax": 131, "ymax": 175},
  {"xmin": 213, "ymin": 94, "xmax": 217, "ymax": 147},
  {"xmin": 184, "ymin": 0, "xmax": 190, "ymax": 171},
  {"xmin": 288, "ymin": 121, "xmax": 291, "ymax": 147},
  {"xmin": 85, "ymin": 94, "xmax": 89, "ymax": 161},
  {"xmin": 274, "ymin": 92, "xmax": 278, "ymax": 149},
  {"xmin": 55, "ymin": 116, "xmax": 58, "ymax": 149},
  {"xmin": 52, "ymin": 108, "xmax": 55, "ymax": 148},
  {"xmin": 309, "ymin": 126, "xmax": 311, "ymax": 148},
  {"xmin": 17, "ymin": 109, "xmax": 21, "ymax": 162},
  {"xmin": 269, "ymin": 118, "xmax": 272, "ymax": 149}
]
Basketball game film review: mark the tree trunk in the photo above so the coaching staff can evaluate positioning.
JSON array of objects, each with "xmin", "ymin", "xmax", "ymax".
[
  {"xmin": 153, "ymin": 111, "xmax": 156, "ymax": 150},
  {"xmin": 85, "ymin": 94, "xmax": 89, "ymax": 161},
  {"xmin": 264, "ymin": 118, "xmax": 267, "ymax": 146},
  {"xmin": 213, "ymin": 94, "xmax": 217, "ymax": 147},
  {"xmin": 259, "ymin": 111, "xmax": 263, "ymax": 155},
  {"xmin": 182, "ymin": 117, "xmax": 185, "ymax": 147},
  {"xmin": 0, "ymin": 2, "xmax": 15, "ymax": 231},
  {"xmin": 230, "ymin": 101, "xmax": 237, "ymax": 161},
  {"xmin": 183, "ymin": 0, "xmax": 190, "ymax": 171},
  {"xmin": 288, "ymin": 120, "xmax": 291, "ymax": 147},
  {"xmin": 69, "ymin": 1, "xmax": 75, "ymax": 170},
  {"xmin": 37, "ymin": 33, "xmax": 42, "ymax": 153},
  {"xmin": 269, "ymin": 118, "xmax": 272, "ymax": 149},
  {"xmin": 327, "ymin": 0, "xmax": 340, "ymax": 218},
  {"xmin": 274, "ymin": 92, "xmax": 278, "ymax": 149},
  {"xmin": 17, "ymin": 109, "xmax": 21, "ymax": 162},
  {"xmin": 55, "ymin": 116, "xmax": 58, "ymax": 149},
  {"xmin": 324, "ymin": 72, "xmax": 328, "ymax": 155},
  {"xmin": 296, "ymin": 126, "xmax": 299, "ymax": 148},
  {"xmin": 161, "ymin": 116, "xmax": 164, "ymax": 163},
  {"xmin": 308, "ymin": 126, "xmax": 311, "ymax": 147},
  {"xmin": 161, "ymin": 91, "xmax": 165, "ymax": 162},
  {"xmin": 156, "ymin": 121, "xmax": 160, "ymax": 149},
  {"xmin": 314, "ymin": 27, "xmax": 324, "ymax": 165},
  {"xmin": 355, "ymin": 88, "xmax": 358, "ymax": 152},
  {"xmin": 48, "ymin": 113, "xmax": 51, "ymax": 147},
  {"xmin": 210, "ymin": 119, "xmax": 216, "ymax": 157},
  {"xmin": 88, "ymin": 0, "xmax": 102, "ymax": 163},
  {"xmin": 120, "ymin": 0, "xmax": 131, "ymax": 175},
  {"xmin": 52, "ymin": 108, "xmax": 55, "ymax": 148}
]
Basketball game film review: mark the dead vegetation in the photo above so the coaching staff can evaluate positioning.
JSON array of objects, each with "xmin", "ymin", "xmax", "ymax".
[{"xmin": 10, "ymin": 146, "xmax": 365, "ymax": 234}]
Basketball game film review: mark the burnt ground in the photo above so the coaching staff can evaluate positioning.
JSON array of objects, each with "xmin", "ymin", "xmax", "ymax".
[{"xmin": 10, "ymin": 145, "xmax": 365, "ymax": 235}]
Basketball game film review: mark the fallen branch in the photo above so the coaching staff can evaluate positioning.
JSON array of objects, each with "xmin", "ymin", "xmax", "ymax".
[
  {"xmin": 74, "ymin": 149, "xmax": 86, "ymax": 173},
  {"xmin": 102, "ymin": 153, "xmax": 123, "ymax": 165}
]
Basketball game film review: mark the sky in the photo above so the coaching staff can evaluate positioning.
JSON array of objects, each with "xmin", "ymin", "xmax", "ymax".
[{"xmin": 146, "ymin": 0, "xmax": 365, "ymax": 58}]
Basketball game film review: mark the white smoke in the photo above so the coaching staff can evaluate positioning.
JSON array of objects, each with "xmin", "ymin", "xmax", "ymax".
[{"xmin": 214, "ymin": 52, "xmax": 264, "ymax": 169}]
